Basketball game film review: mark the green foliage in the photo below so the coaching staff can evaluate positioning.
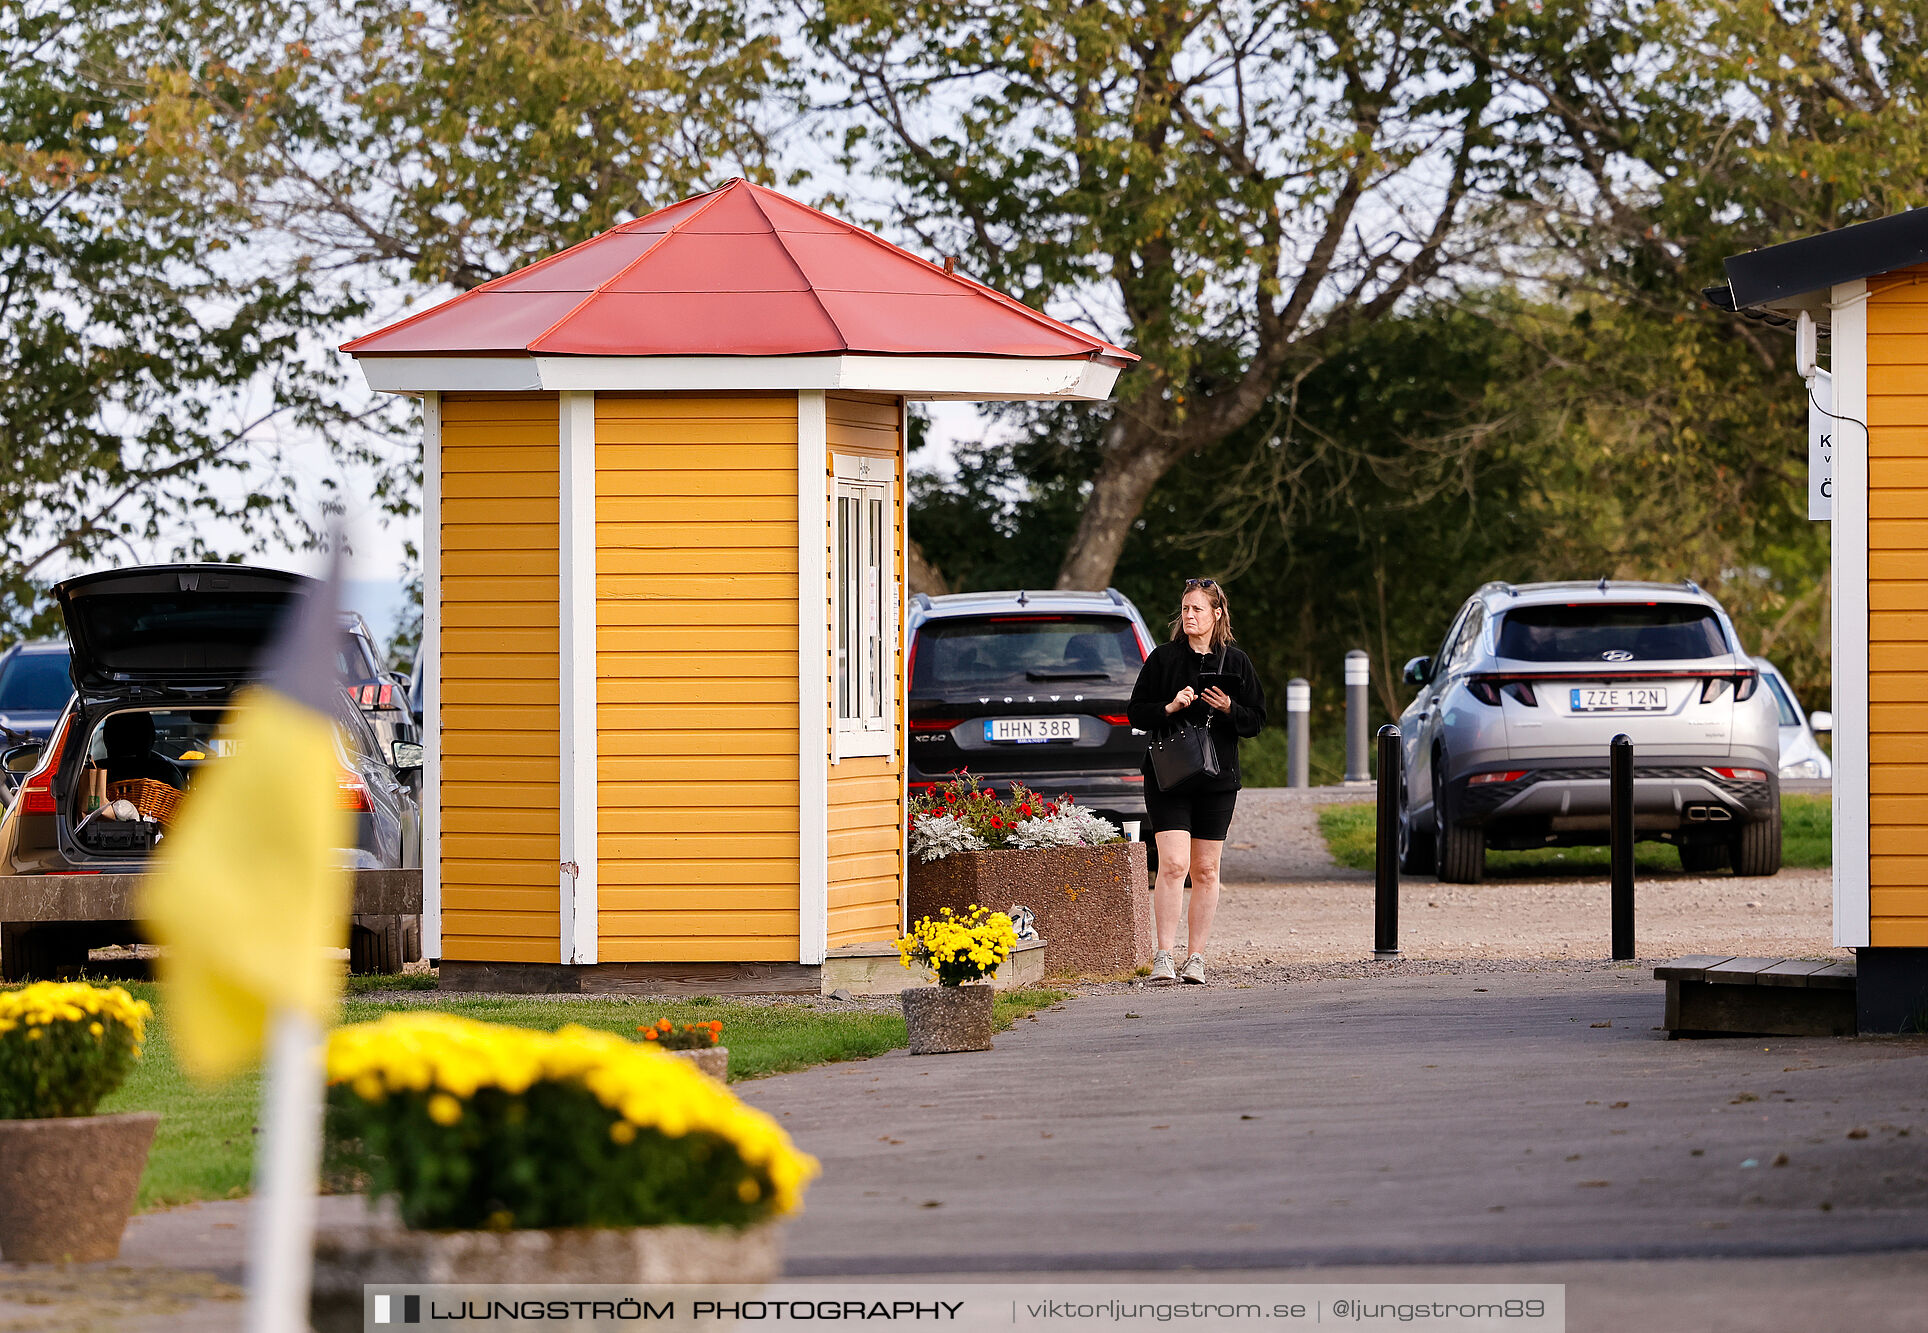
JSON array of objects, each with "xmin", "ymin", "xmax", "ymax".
[
  {"xmin": 1318, "ymin": 797, "xmax": 1833, "ymax": 873},
  {"xmin": 327, "ymin": 1078, "xmax": 775, "ymax": 1231},
  {"xmin": 95, "ymin": 985, "xmax": 1063, "ymax": 1212},
  {"xmin": 0, "ymin": 983, "xmax": 150, "ymax": 1119},
  {"xmin": 0, "ymin": 3, "xmax": 391, "ymax": 638},
  {"xmin": 1781, "ymin": 795, "xmax": 1832, "ymax": 870},
  {"xmin": 2, "ymin": 0, "xmax": 789, "ymax": 639}
]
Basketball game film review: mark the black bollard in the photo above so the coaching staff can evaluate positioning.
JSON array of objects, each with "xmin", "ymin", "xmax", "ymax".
[
  {"xmin": 1610, "ymin": 733, "xmax": 1635, "ymax": 961},
  {"xmin": 1375, "ymin": 724, "xmax": 1401, "ymax": 959}
]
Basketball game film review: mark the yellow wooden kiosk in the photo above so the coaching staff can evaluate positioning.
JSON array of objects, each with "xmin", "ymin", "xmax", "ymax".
[
  {"xmin": 1715, "ymin": 208, "xmax": 1928, "ymax": 1029},
  {"xmin": 344, "ymin": 180, "xmax": 1130, "ymax": 991}
]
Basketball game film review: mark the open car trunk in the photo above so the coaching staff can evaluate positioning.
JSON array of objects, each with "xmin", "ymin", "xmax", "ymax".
[
  {"xmin": 66, "ymin": 704, "xmax": 237, "ymax": 857},
  {"xmin": 55, "ymin": 565, "xmax": 313, "ymax": 691}
]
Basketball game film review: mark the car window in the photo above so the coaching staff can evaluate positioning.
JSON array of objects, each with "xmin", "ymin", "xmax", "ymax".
[
  {"xmin": 1432, "ymin": 605, "xmax": 1471, "ymax": 675},
  {"xmin": 1762, "ymin": 672, "xmax": 1800, "ymax": 726},
  {"xmin": 0, "ymin": 651, "xmax": 71, "ymax": 712},
  {"xmin": 1449, "ymin": 604, "xmax": 1486, "ymax": 670},
  {"xmin": 337, "ymin": 631, "xmax": 381, "ymax": 682},
  {"xmin": 1496, "ymin": 604, "xmax": 1728, "ymax": 662},
  {"xmin": 910, "ymin": 615, "xmax": 1143, "ymax": 692}
]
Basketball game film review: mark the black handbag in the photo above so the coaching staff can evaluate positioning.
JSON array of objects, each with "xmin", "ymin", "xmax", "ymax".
[{"xmin": 1147, "ymin": 652, "xmax": 1225, "ymax": 791}]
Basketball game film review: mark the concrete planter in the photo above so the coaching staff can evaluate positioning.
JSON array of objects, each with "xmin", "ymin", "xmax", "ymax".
[
  {"xmin": 0, "ymin": 1111, "xmax": 158, "ymax": 1262},
  {"xmin": 908, "ymin": 841, "xmax": 1152, "ymax": 976},
  {"xmin": 902, "ymin": 983, "xmax": 994, "ymax": 1055},
  {"xmin": 312, "ymin": 1208, "xmax": 782, "ymax": 1332},
  {"xmin": 669, "ymin": 1046, "xmax": 729, "ymax": 1081}
]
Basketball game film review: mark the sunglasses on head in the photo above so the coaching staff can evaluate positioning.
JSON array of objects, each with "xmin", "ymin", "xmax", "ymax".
[{"xmin": 1184, "ymin": 578, "xmax": 1217, "ymax": 590}]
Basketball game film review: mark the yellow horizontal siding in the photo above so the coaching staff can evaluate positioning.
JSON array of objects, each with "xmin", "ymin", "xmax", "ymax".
[
  {"xmin": 1872, "ymin": 919, "xmax": 1928, "ymax": 946},
  {"xmin": 592, "ymin": 394, "xmax": 802, "ymax": 963},
  {"xmin": 437, "ymin": 392, "xmax": 560, "ymax": 961},
  {"xmin": 439, "ymin": 935, "xmax": 559, "ymax": 964},
  {"xmin": 595, "ymin": 935, "xmax": 804, "ymax": 964}
]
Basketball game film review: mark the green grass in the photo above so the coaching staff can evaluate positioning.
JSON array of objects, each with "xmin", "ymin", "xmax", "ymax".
[
  {"xmin": 1317, "ymin": 793, "xmax": 1833, "ymax": 875},
  {"xmin": 92, "ymin": 982, "xmax": 1066, "ymax": 1212}
]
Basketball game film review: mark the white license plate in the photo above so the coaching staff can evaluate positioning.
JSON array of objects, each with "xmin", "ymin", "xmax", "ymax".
[
  {"xmin": 1569, "ymin": 687, "xmax": 1667, "ymax": 712},
  {"xmin": 986, "ymin": 717, "xmax": 1081, "ymax": 744}
]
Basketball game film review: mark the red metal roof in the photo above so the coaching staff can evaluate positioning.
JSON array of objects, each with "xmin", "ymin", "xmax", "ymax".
[{"xmin": 343, "ymin": 181, "xmax": 1134, "ymax": 363}]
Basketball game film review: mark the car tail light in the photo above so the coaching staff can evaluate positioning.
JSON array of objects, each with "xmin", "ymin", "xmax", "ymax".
[
  {"xmin": 909, "ymin": 718, "xmax": 961, "ymax": 734},
  {"xmin": 338, "ymin": 768, "xmax": 372, "ymax": 812},
  {"xmin": 1707, "ymin": 767, "xmax": 1768, "ymax": 782},
  {"xmin": 1099, "ymin": 713, "xmax": 1130, "ymax": 726},
  {"xmin": 905, "ymin": 634, "xmax": 920, "ymax": 689},
  {"xmin": 1700, "ymin": 672, "xmax": 1760, "ymax": 704},
  {"xmin": 1469, "ymin": 770, "xmax": 1528, "ymax": 786},
  {"xmin": 1503, "ymin": 682, "xmax": 1537, "ymax": 707},
  {"xmin": 16, "ymin": 713, "xmax": 71, "ymax": 817},
  {"xmin": 16, "ymin": 715, "xmax": 71, "ymax": 816},
  {"xmin": 1466, "ymin": 680, "xmax": 1503, "ymax": 706}
]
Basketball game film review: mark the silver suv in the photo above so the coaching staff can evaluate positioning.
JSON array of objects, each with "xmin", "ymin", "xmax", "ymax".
[{"xmin": 1396, "ymin": 580, "xmax": 1782, "ymax": 882}]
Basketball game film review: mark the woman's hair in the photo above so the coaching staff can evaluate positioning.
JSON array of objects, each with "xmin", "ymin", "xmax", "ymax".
[{"xmin": 1168, "ymin": 579, "xmax": 1236, "ymax": 651}]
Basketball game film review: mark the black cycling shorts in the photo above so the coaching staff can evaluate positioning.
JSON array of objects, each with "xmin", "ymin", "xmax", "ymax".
[{"xmin": 1144, "ymin": 784, "xmax": 1238, "ymax": 841}]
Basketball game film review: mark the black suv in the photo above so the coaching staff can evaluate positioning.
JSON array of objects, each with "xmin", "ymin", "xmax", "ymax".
[{"xmin": 906, "ymin": 589, "xmax": 1154, "ymax": 829}]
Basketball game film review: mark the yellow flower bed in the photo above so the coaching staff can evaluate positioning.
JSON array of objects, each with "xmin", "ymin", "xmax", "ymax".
[
  {"xmin": 326, "ymin": 1013, "xmax": 818, "ymax": 1230},
  {"xmin": 898, "ymin": 905, "xmax": 1018, "ymax": 985},
  {"xmin": 0, "ymin": 982, "xmax": 151, "ymax": 1118}
]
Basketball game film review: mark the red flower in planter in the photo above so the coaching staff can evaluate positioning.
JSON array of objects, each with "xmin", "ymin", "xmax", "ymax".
[{"xmin": 1018, "ymin": 803, "xmax": 1033, "ymax": 817}]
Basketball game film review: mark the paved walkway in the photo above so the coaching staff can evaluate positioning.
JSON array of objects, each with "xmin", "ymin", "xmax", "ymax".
[
  {"xmin": 742, "ymin": 969, "xmax": 1928, "ymax": 1273},
  {"xmin": 14, "ymin": 964, "xmax": 1928, "ymax": 1330}
]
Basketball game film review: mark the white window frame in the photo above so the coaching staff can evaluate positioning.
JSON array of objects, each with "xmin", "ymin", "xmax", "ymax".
[{"xmin": 832, "ymin": 452, "xmax": 897, "ymax": 761}]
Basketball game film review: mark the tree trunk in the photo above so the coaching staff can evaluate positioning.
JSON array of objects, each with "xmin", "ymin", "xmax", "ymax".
[
  {"xmin": 906, "ymin": 536, "xmax": 950, "ymax": 597},
  {"xmin": 1054, "ymin": 419, "xmax": 1184, "ymax": 590}
]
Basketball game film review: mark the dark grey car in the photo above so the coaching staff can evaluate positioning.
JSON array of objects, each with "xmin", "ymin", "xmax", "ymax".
[
  {"xmin": 906, "ymin": 589, "xmax": 1154, "ymax": 830},
  {"xmin": 0, "ymin": 566, "xmax": 420, "ymax": 876},
  {"xmin": 1397, "ymin": 580, "xmax": 1782, "ymax": 882}
]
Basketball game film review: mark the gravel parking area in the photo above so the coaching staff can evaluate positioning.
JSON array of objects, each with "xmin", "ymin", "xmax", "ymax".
[{"xmin": 1186, "ymin": 787, "xmax": 1845, "ymax": 973}]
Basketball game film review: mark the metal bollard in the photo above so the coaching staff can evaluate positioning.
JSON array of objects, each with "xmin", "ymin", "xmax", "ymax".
[
  {"xmin": 1610, "ymin": 733, "xmax": 1635, "ymax": 961},
  {"xmin": 1286, "ymin": 678, "xmax": 1310, "ymax": 788},
  {"xmin": 1344, "ymin": 650, "xmax": 1371, "ymax": 783},
  {"xmin": 1374, "ymin": 724, "xmax": 1401, "ymax": 958}
]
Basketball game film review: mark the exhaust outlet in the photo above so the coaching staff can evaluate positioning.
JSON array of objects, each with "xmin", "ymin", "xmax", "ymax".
[{"xmin": 1684, "ymin": 805, "xmax": 1732, "ymax": 823}]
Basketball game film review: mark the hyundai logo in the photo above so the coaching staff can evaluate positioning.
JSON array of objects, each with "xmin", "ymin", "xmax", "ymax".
[{"xmin": 1601, "ymin": 649, "xmax": 1633, "ymax": 662}]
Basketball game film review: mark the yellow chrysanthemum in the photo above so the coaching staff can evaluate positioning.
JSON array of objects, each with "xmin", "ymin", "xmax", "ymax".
[{"xmin": 326, "ymin": 1013, "xmax": 819, "ymax": 1215}]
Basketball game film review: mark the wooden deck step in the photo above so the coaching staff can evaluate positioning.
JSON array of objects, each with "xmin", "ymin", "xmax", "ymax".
[{"xmin": 1656, "ymin": 954, "xmax": 1857, "ymax": 1038}]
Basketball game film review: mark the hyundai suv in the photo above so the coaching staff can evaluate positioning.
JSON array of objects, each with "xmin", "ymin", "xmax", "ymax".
[
  {"xmin": 906, "ymin": 589, "xmax": 1154, "ymax": 830},
  {"xmin": 1396, "ymin": 580, "xmax": 1782, "ymax": 882}
]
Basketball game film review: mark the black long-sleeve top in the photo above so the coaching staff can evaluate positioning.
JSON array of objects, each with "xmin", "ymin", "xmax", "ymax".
[{"xmin": 1127, "ymin": 640, "xmax": 1267, "ymax": 793}]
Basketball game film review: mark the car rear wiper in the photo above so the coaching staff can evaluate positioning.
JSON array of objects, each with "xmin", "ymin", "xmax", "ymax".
[{"xmin": 1024, "ymin": 669, "xmax": 1112, "ymax": 681}]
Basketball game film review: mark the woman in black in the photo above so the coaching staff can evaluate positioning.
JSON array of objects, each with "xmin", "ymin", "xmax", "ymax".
[{"xmin": 1127, "ymin": 579, "xmax": 1266, "ymax": 984}]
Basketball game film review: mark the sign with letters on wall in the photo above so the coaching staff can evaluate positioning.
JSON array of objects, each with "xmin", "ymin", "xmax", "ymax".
[{"xmin": 1809, "ymin": 368, "xmax": 1833, "ymax": 522}]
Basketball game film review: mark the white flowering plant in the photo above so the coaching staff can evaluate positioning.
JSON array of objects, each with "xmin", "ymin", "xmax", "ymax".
[
  {"xmin": 908, "ymin": 812, "xmax": 987, "ymax": 863},
  {"xmin": 909, "ymin": 773, "xmax": 1121, "ymax": 860},
  {"xmin": 1010, "ymin": 805, "xmax": 1122, "ymax": 849}
]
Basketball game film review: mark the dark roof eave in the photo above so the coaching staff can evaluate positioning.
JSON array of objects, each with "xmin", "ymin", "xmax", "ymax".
[
  {"xmin": 1699, "ymin": 284, "xmax": 1826, "ymax": 336},
  {"xmin": 1722, "ymin": 207, "xmax": 1928, "ymax": 310}
]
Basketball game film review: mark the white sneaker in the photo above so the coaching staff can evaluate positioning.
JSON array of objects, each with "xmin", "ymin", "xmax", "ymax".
[
  {"xmin": 1180, "ymin": 953, "xmax": 1206, "ymax": 985},
  {"xmin": 1148, "ymin": 950, "xmax": 1177, "ymax": 983}
]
